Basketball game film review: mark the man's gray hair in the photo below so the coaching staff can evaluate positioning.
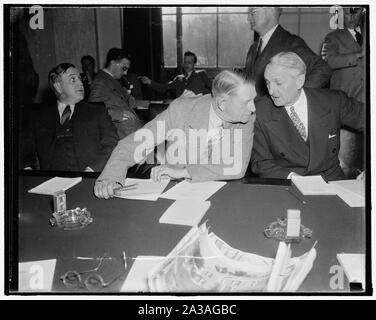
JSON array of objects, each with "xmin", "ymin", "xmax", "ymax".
[
  {"xmin": 268, "ymin": 51, "xmax": 307, "ymax": 76},
  {"xmin": 212, "ymin": 70, "xmax": 253, "ymax": 97}
]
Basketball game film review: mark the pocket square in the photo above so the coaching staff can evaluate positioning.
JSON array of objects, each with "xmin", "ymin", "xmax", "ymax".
[{"xmin": 328, "ymin": 134, "xmax": 337, "ymax": 139}]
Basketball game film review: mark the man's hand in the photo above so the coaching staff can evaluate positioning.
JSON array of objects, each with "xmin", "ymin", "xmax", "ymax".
[
  {"xmin": 94, "ymin": 179, "xmax": 122, "ymax": 199},
  {"xmin": 122, "ymin": 110, "xmax": 137, "ymax": 121},
  {"xmin": 150, "ymin": 165, "xmax": 191, "ymax": 182},
  {"xmin": 139, "ymin": 76, "xmax": 151, "ymax": 85}
]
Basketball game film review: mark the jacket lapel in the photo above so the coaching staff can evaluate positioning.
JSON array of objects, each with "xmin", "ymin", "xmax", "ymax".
[
  {"xmin": 305, "ymin": 89, "xmax": 331, "ymax": 172},
  {"xmin": 265, "ymin": 103, "xmax": 310, "ymax": 162}
]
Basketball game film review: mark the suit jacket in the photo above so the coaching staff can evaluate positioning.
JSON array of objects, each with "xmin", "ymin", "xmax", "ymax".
[
  {"xmin": 323, "ymin": 29, "xmax": 364, "ymax": 102},
  {"xmin": 251, "ymin": 88, "xmax": 364, "ymax": 181},
  {"xmin": 23, "ymin": 101, "xmax": 119, "ymax": 172},
  {"xmin": 97, "ymin": 94, "xmax": 255, "ymax": 184},
  {"xmin": 150, "ymin": 70, "xmax": 212, "ymax": 97},
  {"xmin": 89, "ymin": 69, "xmax": 142, "ymax": 139},
  {"xmin": 245, "ymin": 25, "xmax": 332, "ymax": 96}
]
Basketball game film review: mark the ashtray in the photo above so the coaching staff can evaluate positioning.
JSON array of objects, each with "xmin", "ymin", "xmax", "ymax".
[
  {"xmin": 50, "ymin": 207, "xmax": 93, "ymax": 230},
  {"xmin": 264, "ymin": 218, "xmax": 312, "ymax": 242}
]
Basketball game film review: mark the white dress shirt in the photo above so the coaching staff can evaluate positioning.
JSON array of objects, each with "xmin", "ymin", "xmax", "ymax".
[
  {"xmin": 57, "ymin": 102, "xmax": 75, "ymax": 120},
  {"xmin": 348, "ymin": 27, "xmax": 362, "ymax": 42}
]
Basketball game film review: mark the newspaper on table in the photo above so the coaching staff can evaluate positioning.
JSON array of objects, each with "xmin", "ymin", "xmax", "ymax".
[{"xmin": 147, "ymin": 223, "xmax": 317, "ymax": 292}]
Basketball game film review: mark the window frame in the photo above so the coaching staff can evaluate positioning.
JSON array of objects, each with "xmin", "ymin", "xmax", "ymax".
[{"xmin": 161, "ymin": 7, "xmax": 252, "ymax": 73}]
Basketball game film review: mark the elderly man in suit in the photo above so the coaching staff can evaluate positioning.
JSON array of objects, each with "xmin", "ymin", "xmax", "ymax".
[
  {"xmin": 22, "ymin": 63, "xmax": 119, "ymax": 172},
  {"xmin": 89, "ymin": 48, "xmax": 142, "ymax": 139},
  {"xmin": 245, "ymin": 7, "xmax": 332, "ymax": 97},
  {"xmin": 94, "ymin": 70, "xmax": 256, "ymax": 199},
  {"xmin": 322, "ymin": 7, "xmax": 365, "ymax": 177},
  {"xmin": 140, "ymin": 51, "xmax": 212, "ymax": 98},
  {"xmin": 251, "ymin": 52, "xmax": 363, "ymax": 181}
]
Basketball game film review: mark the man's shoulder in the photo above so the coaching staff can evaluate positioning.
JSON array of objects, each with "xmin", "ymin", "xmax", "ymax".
[
  {"xmin": 92, "ymin": 70, "xmax": 110, "ymax": 84},
  {"xmin": 77, "ymin": 101, "xmax": 107, "ymax": 113},
  {"xmin": 325, "ymin": 28, "xmax": 347, "ymax": 40},
  {"xmin": 169, "ymin": 94, "xmax": 211, "ymax": 113}
]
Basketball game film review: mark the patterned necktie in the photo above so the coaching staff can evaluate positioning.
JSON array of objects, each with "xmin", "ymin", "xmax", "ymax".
[
  {"xmin": 354, "ymin": 29, "xmax": 363, "ymax": 47},
  {"xmin": 60, "ymin": 105, "xmax": 71, "ymax": 125},
  {"xmin": 289, "ymin": 106, "xmax": 307, "ymax": 141}
]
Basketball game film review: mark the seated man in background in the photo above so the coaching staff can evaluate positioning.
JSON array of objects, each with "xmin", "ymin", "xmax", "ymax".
[
  {"xmin": 120, "ymin": 53, "xmax": 144, "ymax": 99},
  {"xmin": 139, "ymin": 51, "xmax": 212, "ymax": 98},
  {"xmin": 322, "ymin": 6, "xmax": 365, "ymax": 178},
  {"xmin": 22, "ymin": 63, "xmax": 119, "ymax": 172},
  {"xmin": 94, "ymin": 70, "xmax": 257, "ymax": 199},
  {"xmin": 80, "ymin": 55, "xmax": 97, "ymax": 101},
  {"xmin": 245, "ymin": 7, "xmax": 332, "ymax": 97},
  {"xmin": 89, "ymin": 48, "xmax": 142, "ymax": 139},
  {"xmin": 251, "ymin": 52, "xmax": 363, "ymax": 181}
]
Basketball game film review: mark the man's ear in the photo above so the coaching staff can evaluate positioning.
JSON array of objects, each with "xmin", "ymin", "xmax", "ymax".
[
  {"xmin": 296, "ymin": 74, "xmax": 306, "ymax": 89},
  {"xmin": 53, "ymin": 81, "xmax": 62, "ymax": 95}
]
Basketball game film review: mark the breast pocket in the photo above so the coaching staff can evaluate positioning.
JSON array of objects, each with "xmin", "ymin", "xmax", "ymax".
[{"xmin": 327, "ymin": 130, "xmax": 340, "ymax": 156}]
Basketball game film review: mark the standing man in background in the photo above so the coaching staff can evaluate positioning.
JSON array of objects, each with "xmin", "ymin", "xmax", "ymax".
[
  {"xmin": 245, "ymin": 7, "xmax": 332, "ymax": 97},
  {"xmin": 322, "ymin": 7, "xmax": 365, "ymax": 178}
]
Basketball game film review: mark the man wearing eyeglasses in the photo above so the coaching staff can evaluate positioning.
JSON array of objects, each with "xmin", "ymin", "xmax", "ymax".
[
  {"xmin": 321, "ymin": 7, "xmax": 365, "ymax": 178},
  {"xmin": 22, "ymin": 63, "xmax": 119, "ymax": 172},
  {"xmin": 245, "ymin": 7, "xmax": 332, "ymax": 97},
  {"xmin": 89, "ymin": 48, "xmax": 142, "ymax": 139}
]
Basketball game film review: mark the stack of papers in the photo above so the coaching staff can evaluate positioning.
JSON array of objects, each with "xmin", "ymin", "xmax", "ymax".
[
  {"xmin": 291, "ymin": 175, "xmax": 337, "ymax": 195},
  {"xmin": 159, "ymin": 200, "xmax": 210, "ymax": 226},
  {"xmin": 114, "ymin": 178, "xmax": 170, "ymax": 201},
  {"xmin": 160, "ymin": 180, "xmax": 226, "ymax": 201},
  {"xmin": 121, "ymin": 256, "xmax": 163, "ymax": 292},
  {"xmin": 28, "ymin": 177, "xmax": 82, "ymax": 195},
  {"xmin": 337, "ymin": 253, "xmax": 365, "ymax": 288}
]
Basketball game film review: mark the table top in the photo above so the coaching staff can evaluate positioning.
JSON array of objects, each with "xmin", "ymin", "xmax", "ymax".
[{"xmin": 17, "ymin": 174, "xmax": 366, "ymax": 293}]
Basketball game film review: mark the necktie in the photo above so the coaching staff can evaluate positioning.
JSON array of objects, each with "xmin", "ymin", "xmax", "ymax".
[
  {"xmin": 255, "ymin": 38, "xmax": 263, "ymax": 60},
  {"xmin": 60, "ymin": 105, "xmax": 71, "ymax": 125},
  {"xmin": 354, "ymin": 29, "xmax": 363, "ymax": 47},
  {"xmin": 289, "ymin": 106, "xmax": 307, "ymax": 141}
]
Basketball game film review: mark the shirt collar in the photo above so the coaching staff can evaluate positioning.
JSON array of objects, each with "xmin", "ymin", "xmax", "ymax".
[
  {"xmin": 186, "ymin": 70, "xmax": 194, "ymax": 80},
  {"xmin": 260, "ymin": 24, "xmax": 279, "ymax": 50},
  {"xmin": 57, "ymin": 101, "xmax": 75, "ymax": 118},
  {"xmin": 103, "ymin": 68, "xmax": 114, "ymax": 78},
  {"xmin": 286, "ymin": 89, "xmax": 305, "ymax": 109},
  {"xmin": 209, "ymin": 102, "xmax": 223, "ymax": 128}
]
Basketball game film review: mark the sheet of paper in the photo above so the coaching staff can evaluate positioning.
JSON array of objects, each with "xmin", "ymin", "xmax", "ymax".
[
  {"xmin": 291, "ymin": 175, "xmax": 337, "ymax": 195},
  {"xmin": 135, "ymin": 99, "xmax": 150, "ymax": 110},
  {"xmin": 331, "ymin": 179, "xmax": 365, "ymax": 197},
  {"xmin": 159, "ymin": 200, "xmax": 210, "ymax": 226},
  {"xmin": 121, "ymin": 256, "xmax": 163, "ymax": 292},
  {"xmin": 28, "ymin": 177, "xmax": 82, "ymax": 195},
  {"xmin": 337, "ymin": 253, "xmax": 365, "ymax": 287},
  {"xmin": 160, "ymin": 180, "xmax": 226, "ymax": 201},
  {"xmin": 114, "ymin": 178, "xmax": 170, "ymax": 201},
  {"xmin": 18, "ymin": 259, "xmax": 56, "ymax": 292},
  {"xmin": 329, "ymin": 180, "xmax": 365, "ymax": 207}
]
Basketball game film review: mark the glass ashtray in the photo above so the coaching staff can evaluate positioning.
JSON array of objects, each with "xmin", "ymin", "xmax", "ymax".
[
  {"xmin": 264, "ymin": 218, "xmax": 312, "ymax": 242},
  {"xmin": 50, "ymin": 207, "xmax": 93, "ymax": 230}
]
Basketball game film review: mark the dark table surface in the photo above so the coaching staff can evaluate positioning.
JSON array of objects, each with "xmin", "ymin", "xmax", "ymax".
[{"xmin": 17, "ymin": 175, "xmax": 366, "ymax": 293}]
